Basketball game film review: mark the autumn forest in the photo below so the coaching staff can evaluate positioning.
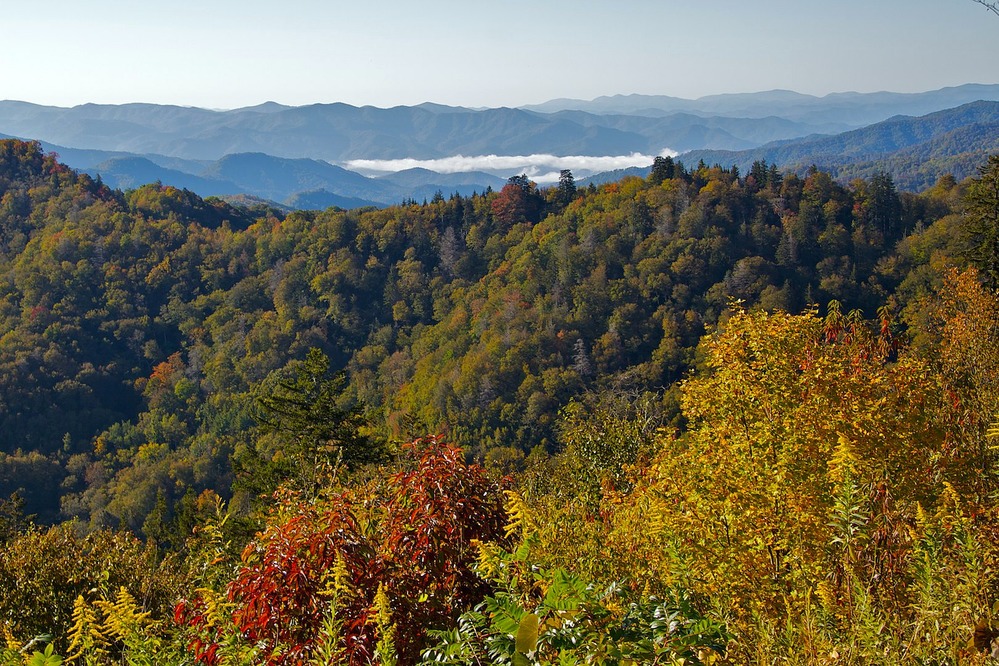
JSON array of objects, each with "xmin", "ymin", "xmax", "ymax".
[{"xmin": 1, "ymin": 137, "xmax": 999, "ymax": 664}]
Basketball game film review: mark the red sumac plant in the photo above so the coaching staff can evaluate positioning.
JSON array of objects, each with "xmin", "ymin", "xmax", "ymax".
[{"xmin": 178, "ymin": 436, "xmax": 509, "ymax": 665}]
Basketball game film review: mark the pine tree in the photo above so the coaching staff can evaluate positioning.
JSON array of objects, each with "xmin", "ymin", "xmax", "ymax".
[
  {"xmin": 963, "ymin": 155, "xmax": 999, "ymax": 289},
  {"xmin": 253, "ymin": 348, "xmax": 383, "ymax": 494}
]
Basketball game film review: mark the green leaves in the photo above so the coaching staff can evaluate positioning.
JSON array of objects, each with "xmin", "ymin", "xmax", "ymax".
[
  {"xmin": 26, "ymin": 643, "xmax": 62, "ymax": 666},
  {"xmin": 423, "ymin": 538, "xmax": 728, "ymax": 665},
  {"xmin": 514, "ymin": 613, "xmax": 539, "ymax": 663}
]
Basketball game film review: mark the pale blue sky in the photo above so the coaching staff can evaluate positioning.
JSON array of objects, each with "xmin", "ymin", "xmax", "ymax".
[{"xmin": 2, "ymin": 0, "xmax": 997, "ymax": 109}]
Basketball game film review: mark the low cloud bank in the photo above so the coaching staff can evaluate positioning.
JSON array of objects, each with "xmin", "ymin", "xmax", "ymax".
[{"xmin": 345, "ymin": 150, "xmax": 678, "ymax": 182}]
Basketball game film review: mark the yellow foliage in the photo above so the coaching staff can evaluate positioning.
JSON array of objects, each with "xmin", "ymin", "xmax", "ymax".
[
  {"xmin": 370, "ymin": 582, "xmax": 398, "ymax": 666},
  {"xmin": 507, "ymin": 281, "xmax": 999, "ymax": 662},
  {"xmin": 319, "ymin": 553, "xmax": 352, "ymax": 602},
  {"xmin": 65, "ymin": 595, "xmax": 107, "ymax": 664},
  {"xmin": 473, "ymin": 539, "xmax": 505, "ymax": 582},
  {"xmin": 605, "ymin": 307, "xmax": 947, "ymax": 624},
  {"xmin": 828, "ymin": 433, "xmax": 859, "ymax": 486},
  {"xmin": 191, "ymin": 587, "xmax": 228, "ymax": 630},
  {"xmin": 2, "ymin": 624, "xmax": 21, "ymax": 652},
  {"xmin": 94, "ymin": 587, "xmax": 154, "ymax": 643},
  {"xmin": 504, "ymin": 489, "xmax": 533, "ymax": 540},
  {"xmin": 930, "ymin": 268, "xmax": 999, "ymax": 500},
  {"xmin": 371, "ymin": 582, "xmax": 393, "ymax": 629}
]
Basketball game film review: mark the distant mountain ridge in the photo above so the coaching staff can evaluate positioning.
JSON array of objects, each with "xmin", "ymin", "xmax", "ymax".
[
  {"xmin": 3, "ymin": 85, "xmax": 998, "ymax": 205},
  {"xmin": 0, "ymin": 102, "xmax": 653, "ymax": 161},
  {"xmin": 522, "ymin": 84, "xmax": 999, "ymax": 126},
  {"xmin": 0, "ymin": 101, "xmax": 803, "ymax": 161},
  {"xmin": 681, "ymin": 100, "xmax": 999, "ymax": 190},
  {"xmin": 7, "ymin": 84, "xmax": 996, "ymax": 165},
  {"xmin": 84, "ymin": 151, "xmax": 506, "ymax": 208}
]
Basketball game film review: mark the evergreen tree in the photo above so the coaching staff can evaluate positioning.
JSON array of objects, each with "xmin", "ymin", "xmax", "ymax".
[
  {"xmin": 866, "ymin": 171, "xmax": 903, "ymax": 241},
  {"xmin": 963, "ymin": 155, "xmax": 999, "ymax": 289},
  {"xmin": 251, "ymin": 348, "xmax": 383, "ymax": 495},
  {"xmin": 555, "ymin": 169, "xmax": 577, "ymax": 208},
  {"xmin": 650, "ymin": 155, "xmax": 676, "ymax": 184}
]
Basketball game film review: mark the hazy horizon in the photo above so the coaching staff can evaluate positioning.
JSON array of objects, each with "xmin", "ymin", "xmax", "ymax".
[
  {"xmin": 2, "ymin": 1, "xmax": 997, "ymax": 110},
  {"xmin": 5, "ymin": 83, "xmax": 999, "ymax": 113}
]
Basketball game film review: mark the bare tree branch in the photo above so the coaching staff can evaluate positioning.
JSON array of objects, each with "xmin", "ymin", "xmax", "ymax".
[{"xmin": 972, "ymin": 0, "xmax": 999, "ymax": 16}]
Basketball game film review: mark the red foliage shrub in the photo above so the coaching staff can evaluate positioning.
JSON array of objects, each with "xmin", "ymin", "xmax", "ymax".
[{"xmin": 178, "ymin": 436, "xmax": 509, "ymax": 665}]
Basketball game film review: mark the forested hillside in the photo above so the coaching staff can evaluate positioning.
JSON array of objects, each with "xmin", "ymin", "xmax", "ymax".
[
  {"xmin": 1, "ymin": 139, "xmax": 998, "ymax": 664},
  {"xmin": 683, "ymin": 100, "xmax": 999, "ymax": 190}
]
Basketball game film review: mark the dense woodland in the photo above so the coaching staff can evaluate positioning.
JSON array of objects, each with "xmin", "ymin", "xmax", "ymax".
[{"xmin": 1, "ymin": 137, "xmax": 999, "ymax": 663}]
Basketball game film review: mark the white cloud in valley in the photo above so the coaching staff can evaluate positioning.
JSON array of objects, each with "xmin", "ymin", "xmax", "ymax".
[{"xmin": 345, "ymin": 151, "xmax": 677, "ymax": 182}]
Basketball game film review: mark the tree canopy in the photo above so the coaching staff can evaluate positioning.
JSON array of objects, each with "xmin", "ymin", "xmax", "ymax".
[{"xmin": 1, "ymin": 140, "xmax": 999, "ymax": 663}]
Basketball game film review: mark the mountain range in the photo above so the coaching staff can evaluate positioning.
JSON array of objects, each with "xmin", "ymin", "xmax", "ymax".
[
  {"xmin": 682, "ymin": 100, "xmax": 999, "ymax": 190},
  {"xmin": 521, "ymin": 84, "xmax": 999, "ymax": 126},
  {"xmin": 1, "ymin": 84, "xmax": 998, "ymax": 205}
]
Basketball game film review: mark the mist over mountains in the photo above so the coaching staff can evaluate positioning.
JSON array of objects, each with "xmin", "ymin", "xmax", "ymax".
[{"xmin": 2, "ymin": 84, "xmax": 998, "ymax": 206}]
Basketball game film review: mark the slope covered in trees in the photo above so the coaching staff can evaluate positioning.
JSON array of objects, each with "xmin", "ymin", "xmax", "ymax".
[
  {"xmin": 1, "ymin": 139, "xmax": 999, "ymax": 663},
  {"xmin": 683, "ymin": 100, "xmax": 999, "ymax": 191},
  {"xmin": 0, "ymin": 139, "xmax": 979, "ymax": 528}
]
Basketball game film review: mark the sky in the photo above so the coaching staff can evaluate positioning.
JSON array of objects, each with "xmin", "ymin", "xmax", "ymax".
[{"xmin": 2, "ymin": 0, "xmax": 998, "ymax": 110}]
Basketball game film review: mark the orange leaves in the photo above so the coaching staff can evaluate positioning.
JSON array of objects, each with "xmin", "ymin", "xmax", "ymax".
[
  {"xmin": 491, "ymin": 178, "xmax": 543, "ymax": 227},
  {"xmin": 926, "ymin": 268, "xmax": 999, "ymax": 499}
]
